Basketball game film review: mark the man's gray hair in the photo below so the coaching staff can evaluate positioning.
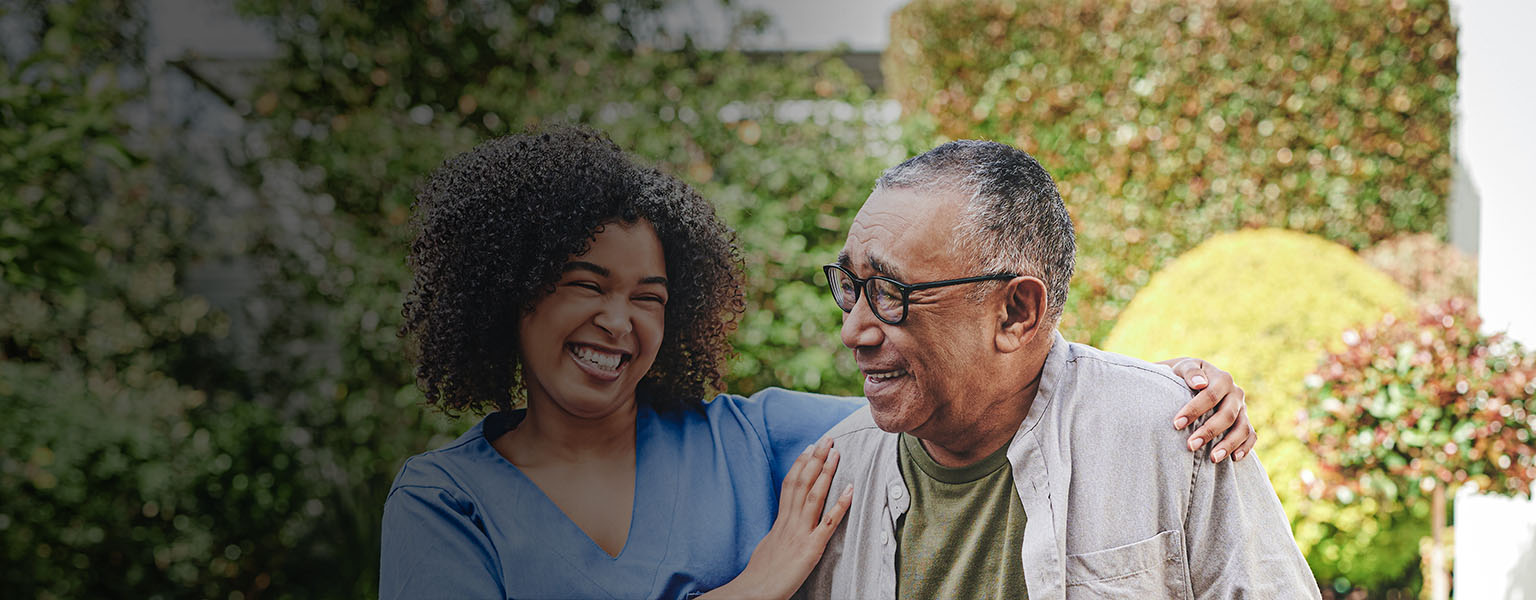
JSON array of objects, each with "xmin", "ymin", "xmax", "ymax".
[{"xmin": 875, "ymin": 140, "xmax": 1076, "ymax": 325}]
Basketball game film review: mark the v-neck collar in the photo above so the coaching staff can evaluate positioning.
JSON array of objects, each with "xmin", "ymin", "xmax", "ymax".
[{"xmin": 478, "ymin": 404, "xmax": 683, "ymax": 595}]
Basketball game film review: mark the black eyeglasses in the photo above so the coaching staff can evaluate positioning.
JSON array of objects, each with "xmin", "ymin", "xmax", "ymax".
[{"xmin": 823, "ymin": 264, "xmax": 1017, "ymax": 325}]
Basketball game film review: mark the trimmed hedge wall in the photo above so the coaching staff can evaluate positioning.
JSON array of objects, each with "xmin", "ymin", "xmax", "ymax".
[{"xmin": 885, "ymin": 0, "xmax": 1456, "ymax": 343}]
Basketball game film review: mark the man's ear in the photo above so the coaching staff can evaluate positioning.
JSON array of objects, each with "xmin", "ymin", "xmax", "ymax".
[{"xmin": 997, "ymin": 276, "xmax": 1048, "ymax": 353}]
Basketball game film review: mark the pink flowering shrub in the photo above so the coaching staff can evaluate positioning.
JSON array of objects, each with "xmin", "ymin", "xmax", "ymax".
[{"xmin": 1302, "ymin": 297, "xmax": 1536, "ymax": 501}]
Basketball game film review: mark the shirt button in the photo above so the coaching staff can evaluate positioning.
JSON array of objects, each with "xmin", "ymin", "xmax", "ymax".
[
  {"xmin": 880, "ymin": 531, "xmax": 890, "ymax": 545},
  {"xmin": 888, "ymin": 484, "xmax": 905, "ymax": 500}
]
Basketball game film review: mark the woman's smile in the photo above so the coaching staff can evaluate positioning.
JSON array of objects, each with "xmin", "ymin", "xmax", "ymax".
[{"xmin": 568, "ymin": 342, "xmax": 633, "ymax": 380}]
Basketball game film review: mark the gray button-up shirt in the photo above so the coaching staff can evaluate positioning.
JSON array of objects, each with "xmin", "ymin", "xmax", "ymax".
[{"xmin": 796, "ymin": 332, "xmax": 1320, "ymax": 599}]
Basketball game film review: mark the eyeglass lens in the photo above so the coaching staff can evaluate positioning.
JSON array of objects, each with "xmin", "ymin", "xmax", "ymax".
[{"xmin": 827, "ymin": 266, "xmax": 905, "ymax": 322}]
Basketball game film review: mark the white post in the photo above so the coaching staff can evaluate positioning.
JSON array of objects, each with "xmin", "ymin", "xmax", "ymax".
[{"xmin": 1453, "ymin": 486, "xmax": 1536, "ymax": 599}]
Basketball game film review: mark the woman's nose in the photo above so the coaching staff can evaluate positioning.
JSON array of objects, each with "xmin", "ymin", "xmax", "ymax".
[{"xmin": 593, "ymin": 300, "xmax": 635, "ymax": 338}]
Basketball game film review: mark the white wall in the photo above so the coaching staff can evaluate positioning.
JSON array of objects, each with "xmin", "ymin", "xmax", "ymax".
[
  {"xmin": 1457, "ymin": 0, "xmax": 1536, "ymax": 345},
  {"xmin": 1452, "ymin": 0, "xmax": 1536, "ymax": 598}
]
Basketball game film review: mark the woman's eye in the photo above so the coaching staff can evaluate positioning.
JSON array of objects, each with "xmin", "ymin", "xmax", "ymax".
[
  {"xmin": 636, "ymin": 295, "xmax": 667, "ymax": 305},
  {"xmin": 568, "ymin": 282, "xmax": 602, "ymax": 293}
]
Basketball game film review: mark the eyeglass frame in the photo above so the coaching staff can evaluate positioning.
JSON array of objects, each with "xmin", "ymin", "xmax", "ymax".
[{"xmin": 822, "ymin": 263, "xmax": 1019, "ymax": 325}]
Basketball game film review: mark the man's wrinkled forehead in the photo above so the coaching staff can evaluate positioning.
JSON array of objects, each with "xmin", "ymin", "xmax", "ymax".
[{"xmin": 838, "ymin": 186, "xmax": 970, "ymax": 285}]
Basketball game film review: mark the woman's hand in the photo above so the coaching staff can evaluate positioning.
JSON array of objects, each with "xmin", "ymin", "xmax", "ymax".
[
  {"xmin": 1159, "ymin": 357, "xmax": 1258, "ymax": 464},
  {"xmin": 704, "ymin": 438, "xmax": 852, "ymax": 600}
]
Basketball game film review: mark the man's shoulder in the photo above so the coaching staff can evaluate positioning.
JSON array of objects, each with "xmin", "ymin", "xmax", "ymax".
[
  {"xmin": 820, "ymin": 405, "xmax": 898, "ymax": 456},
  {"xmin": 821, "ymin": 405, "xmax": 888, "ymax": 439},
  {"xmin": 1044, "ymin": 341, "xmax": 1198, "ymax": 445},
  {"xmin": 1061, "ymin": 341, "xmax": 1194, "ymax": 407}
]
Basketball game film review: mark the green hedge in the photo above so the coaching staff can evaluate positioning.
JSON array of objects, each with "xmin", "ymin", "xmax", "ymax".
[{"xmin": 885, "ymin": 0, "xmax": 1456, "ymax": 344}]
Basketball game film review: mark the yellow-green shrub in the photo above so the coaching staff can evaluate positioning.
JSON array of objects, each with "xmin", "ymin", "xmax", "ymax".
[
  {"xmin": 886, "ymin": 0, "xmax": 1455, "ymax": 344},
  {"xmin": 1104, "ymin": 228, "xmax": 1418, "ymax": 590}
]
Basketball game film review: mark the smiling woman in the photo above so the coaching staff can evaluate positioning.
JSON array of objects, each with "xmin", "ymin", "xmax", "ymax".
[
  {"xmin": 385, "ymin": 125, "xmax": 861, "ymax": 599},
  {"xmin": 399, "ymin": 127, "xmax": 740, "ymax": 416}
]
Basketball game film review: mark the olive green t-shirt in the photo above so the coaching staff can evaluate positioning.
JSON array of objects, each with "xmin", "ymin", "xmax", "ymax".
[{"xmin": 896, "ymin": 433, "xmax": 1028, "ymax": 599}]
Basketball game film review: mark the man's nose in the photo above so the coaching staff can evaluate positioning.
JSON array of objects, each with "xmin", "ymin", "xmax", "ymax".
[
  {"xmin": 839, "ymin": 294, "xmax": 885, "ymax": 349},
  {"xmin": 593, "ymin": 300, "xmax": 635, "ymax": 338}
]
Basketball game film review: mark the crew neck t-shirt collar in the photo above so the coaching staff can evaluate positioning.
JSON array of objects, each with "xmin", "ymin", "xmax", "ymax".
[{"xmin": 898, "ymin": 431, "xmax": 1012, "ymax": 485}]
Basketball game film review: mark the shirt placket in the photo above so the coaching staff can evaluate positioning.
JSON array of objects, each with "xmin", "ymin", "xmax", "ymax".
[{"xmin": 882, "ymin": 471, "xmax": 910, "ymax": 596}]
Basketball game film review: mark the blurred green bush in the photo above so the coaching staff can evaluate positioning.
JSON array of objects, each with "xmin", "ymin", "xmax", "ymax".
[
  {"xmin": 885, "ymin": 0, "xmax": 1456, "ymax": 344},
  {"xmin": 1104, "ymin": 229, "xmax": 1420, "ymax": 592}
]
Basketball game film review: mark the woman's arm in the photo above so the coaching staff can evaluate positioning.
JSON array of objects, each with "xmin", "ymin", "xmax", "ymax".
[
  {"xmin": 701, "ymin": 438, "xmax": 852, "ymax": 600},
  {"xmin": 1159, "ymin": 357, "xmax": 1258, "ymax": 464}
]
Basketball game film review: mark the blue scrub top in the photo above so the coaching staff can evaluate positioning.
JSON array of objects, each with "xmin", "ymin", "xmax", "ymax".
[{"xmin": 380, "ymin": 388, "xmax": 864, "ymax": 599}]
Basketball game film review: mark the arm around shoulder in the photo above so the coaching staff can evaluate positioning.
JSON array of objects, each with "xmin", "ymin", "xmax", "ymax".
[{"xmin": 1183, "ymin": 452, "xmax": 1321, "ymax": 599}]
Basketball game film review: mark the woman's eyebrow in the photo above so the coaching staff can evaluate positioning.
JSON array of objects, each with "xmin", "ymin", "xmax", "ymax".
[
  {"xmin": 640, "ymin": 276, "xmax": 668, "ymax": 286},
  {"xmin": 562, "ymin": 261, "xmax": 609, "ymax": 276}
]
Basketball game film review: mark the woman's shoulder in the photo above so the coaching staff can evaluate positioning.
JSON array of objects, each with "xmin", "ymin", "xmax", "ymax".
[
  {"xmin": 676, "ymin": 389, "xmax": 866, "ymax": 467},
  {"xmin": 389, "ymin": 415, "xmax": 506, "ymax": 497},
  {"xmin": 652, "ymin": 389, "xmax": 862, "ymax": 437}
]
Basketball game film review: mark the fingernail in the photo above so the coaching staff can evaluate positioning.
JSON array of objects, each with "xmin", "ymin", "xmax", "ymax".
[
  {"xmin": 1173, "ymin": 417, "xmax": 1188, "ymax": 429},
  {"xmin": 1212, "ymin": 448, "xmax": 1227, "ymax": 462},
  {"xmin": 1191, "ymin": 375, "xmax": 1207, "ymax": 387},
  {"xmin": 1235, "ymin": 449, "xmax": 1247, "ymax": 461},
  {"xmin": 1188, "ymin": 437, "xmax": 1204, "ymax": 451},
  {"xmin": 841, "ymin": 484, "xmax": 853, "ymax": 497}
]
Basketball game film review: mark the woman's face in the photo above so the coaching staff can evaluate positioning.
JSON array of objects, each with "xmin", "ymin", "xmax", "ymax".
[{"xmin": 518, "ymin": 220, "xmax": 668, "ymax": 420}]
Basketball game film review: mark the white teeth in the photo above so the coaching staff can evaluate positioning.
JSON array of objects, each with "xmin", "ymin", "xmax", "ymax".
[
  {"xmin": 572, "ymin": 345, "xmax": 624, "ymax": 371},
  {"xmin": 866, "ymin": 370, "xmax": 906, "ymax": 382}
]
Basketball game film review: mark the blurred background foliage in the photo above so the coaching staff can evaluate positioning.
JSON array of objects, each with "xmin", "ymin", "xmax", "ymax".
[
  {"xmin": 887, "ymin": 0, "xmax": 1457, "ymax": 344},
  {"xmin": 2, "ymin": 0, "xmax": 1502, "ymax": 597}
]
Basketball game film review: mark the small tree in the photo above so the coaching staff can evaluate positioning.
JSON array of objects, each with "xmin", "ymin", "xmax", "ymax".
[{"xmin": 1301, "ymin": 297, "xmax": 1536, "ymax": 600}]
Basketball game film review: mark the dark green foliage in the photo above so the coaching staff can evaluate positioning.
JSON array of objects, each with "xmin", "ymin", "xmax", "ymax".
[
  {"xmin": 0, "ymin": 0, "xmax": 142, "ymax": 289},
  {"xmin": 0, "ymin": 362, "xmax": 307, "ymax": 598}
]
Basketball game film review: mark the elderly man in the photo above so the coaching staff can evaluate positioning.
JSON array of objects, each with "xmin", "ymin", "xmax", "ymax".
[{"xmin": 800, "ymin": 140, "xmax": 1318, "ymax": 598}]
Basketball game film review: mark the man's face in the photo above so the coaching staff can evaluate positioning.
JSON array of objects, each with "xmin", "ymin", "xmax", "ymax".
[{"xmin": 837, "ymin": 186, "xmax": 1002, "ymax": 437}]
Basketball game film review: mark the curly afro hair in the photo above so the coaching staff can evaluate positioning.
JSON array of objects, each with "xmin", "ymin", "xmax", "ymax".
[{"xmin": 401, "ymin": 125, "xmax": 744, "ymax": 415}]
